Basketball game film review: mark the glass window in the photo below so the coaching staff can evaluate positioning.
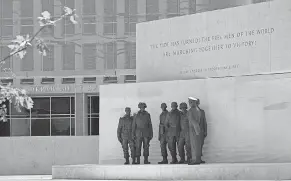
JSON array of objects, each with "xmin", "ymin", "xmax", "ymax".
[
  {"xmin": 104, "ymin": 42, "xmax": 117, "ymax": 70},
  {"xmin": 0, "ymin": 120, "xmax": 10, "ymax": 137},
  {"xmin": 61, "ymin": 0, "xmax": 75, "ymax": 35},
  {"xmin": 0, "ymin": 46, "xmax": 12, "ymax": 72},
  {"xmin": 21, "ymin": 48, "xmax": 34, "ymax": 71},
  {"xmin": 103, "ymin": 0, "xmax": 117, "ymax": 35},
  {"xmin": 0, "ymin": 0, "xmax": 13, "ymax": 18},
  {"xmin": 167, "ymin": 0, "xmax": 180, "ymax": 18},
  {"xmin": 2, "ymin": 96, "xmax": 76, "ymax": 137},
  {"xmin": 146, "ymin": 0, "xmax": 159, "ymax": 21},
  {"xmin": 124, "ymin": 0, "xmax": 137, "ymax": 35},
  {"xmin": 31, "ymin": 118, "xmax": 50, "ymax": 136},
  {"xmin": 83, "ymin": 44, "xmax": 97, "ymax": 70},
  {"xmin": 82, "ymin": 0, "xmax": 95, "ymax": 15},
  {"xmin": 51, "ymin": 97, "xmax": 71, "ymax": 115},
  {"xmin": 42, "ymin": 45, "xmax": 54, "ymax": 71},
  {"xmin": 62, "ymin": 44, "xmax": 75, "ymax": 70},
  {"xmin": 0, "ymin": 19, "xmax": 13, "ymax": 38},
  {"xmin": 125, "ymin": 42, "xmax": 136, "ymax": 69},
  {"xmin": 31, "ymin": 97, "xmax": 50, "ymax": 117},
  {"xmin": 51, "ymin": 118, "xmax": 71, "ymax": 136},
  {"xmin": 87, "ymin": 96, "xmax": 99, "ymax": 135},
  {"xmin": 82, "ymin": 16, "xmax": 96, "ymax": 35},
  {"xmin": 20, "ymin": 0, "xmax": 34, "ymax": 18},
  {"xmin": 10, "ymin": 118, "xmax": 30, "ymax": 136}
]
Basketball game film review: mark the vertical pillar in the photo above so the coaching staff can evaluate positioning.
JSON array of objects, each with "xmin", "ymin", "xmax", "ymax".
[
  {"xmin": 75, "ymin": 93, "xmax": 88, "ymax": 136},
  {"xmin": 34, "ymin": 0, "xmax": 42, "ymax": 71},
  {"xmin": 116, "ymin": 0, "xmax": 125, "ymax": 69},
  {"xmin": 96, "ymin": 0, "xmax": 104, "ymax": 73},
  {"xmin": 159, "ymin": 0, "xmax": 168, "ymax": 19}
]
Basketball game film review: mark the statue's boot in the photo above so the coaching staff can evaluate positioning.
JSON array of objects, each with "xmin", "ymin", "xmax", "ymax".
[
  {"xmin": 178, "ymin": 156, "xmax": 185, "ymax": 164},
  {"xmin": 136, "ymin": 156, "xmax": 140, "ymax": 164},
  {"xmin": 124, "ymin": 157, "xmax": 130, "ymax": 165},
  {"xmin": 131, "ymin": 157, "xmax": 136, "ymax": 164},
  {"xmin": 144, "ymin": 156, "xmax": 151, "ymax": 164},
  {"xmin": 158, "ymin": 156, "xmax": 168, "ymax": 164},
  {"xmin": 170, "ymin": 156, "xmax": 178, "ymax": 164},
  {"xmin": 186, "ymin": 157, "xmax": 191, "ymax": 164}
]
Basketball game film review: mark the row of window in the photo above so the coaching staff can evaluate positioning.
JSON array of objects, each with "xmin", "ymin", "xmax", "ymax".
[
  {"xmin": 0, "ymin": 96, "xmax": 99, "ymax": 137},
  {"xmin": 0, "ymin": 42, "xmax": 136, "ymax": 72},
  {"xmin": 0, "ymin": 0, "xmax": 189, "ymax": 37}
]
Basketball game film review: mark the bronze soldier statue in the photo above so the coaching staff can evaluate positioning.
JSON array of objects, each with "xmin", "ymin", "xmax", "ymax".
[
  {"xmin": 117, "ymin": 107, "xmax": 136, "ymax": 164},
  {"xmin": 165, "ymin": 102, "xmax": 181, "ymax": 164},
  {"xmin": 158, "ymin": 103, "xmax": 169, "ymax": 164},
  {"xmin": 187, "ymin": 97, "xmax": 202, "ymax": 165},
  {"xmin": 132, "ymin": 102, "xmax": 153, "ymax": 164},
  {"xmin": 197, "ymin": 99, "xmax": 207, "ymax": 164},
  {"xmin": 178, "ymin": 102, "xmax": 191, "ymax": 164}
]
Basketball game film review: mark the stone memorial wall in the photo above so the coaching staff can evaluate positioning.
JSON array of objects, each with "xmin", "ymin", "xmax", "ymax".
[{"xmin": 136, "ymin": 0, "xmax": 291, "ymax": 82}]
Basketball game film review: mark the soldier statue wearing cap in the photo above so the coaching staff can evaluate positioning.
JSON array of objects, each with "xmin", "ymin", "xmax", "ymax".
[
  {"xmin": 158, "ymin": 103, "xmax": 169, "ymax": 164},
  {"xmin": 165, "ymin": 102, "xmax": 181, "ymax": 164},
  {"xmin": 197, "ymin": 99, "xmax": 207, "ymax": 164},
  {"xmin": 178, "ymin": 102, "xmax": 191, "ymax": 164},
  {"xmin": 117, "ymin": 107, "xmax": 136, "ymax": 164},
  {"xmin": 187, "ymin": 97, "xmax": 202, "ymax": 165},
  {"xmin": 132, "ymin": 102, "xmax": 153, "ymax": 164}
]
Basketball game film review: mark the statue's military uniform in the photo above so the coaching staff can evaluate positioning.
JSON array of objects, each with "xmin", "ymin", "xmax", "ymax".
[
  {"xmin": 132, "ymin": 102, "xmax": 153, "ymax": 164},
  {"xmin": 178, "ymin": 109, "xmax": 191, "ymax": 163},
  {"xmin": 199, "ymin": 108, "xmax": 207, "ymax": 157},
  {"xmin": 165, "ymin": 103, "xmax": 181, "ymax": 164},
  {"xmin": 117, "ymin": 113, "xmax": 135, "ymax": 164},
  {"xmin": 158, "ymin": 107, "xmax": 169, "ymax": 164}
]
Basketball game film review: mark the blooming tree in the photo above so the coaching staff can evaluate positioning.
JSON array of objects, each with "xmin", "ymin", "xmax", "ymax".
[{"xmin": 0, "ymin": 6, "xmax": 78, "ymax": 121}]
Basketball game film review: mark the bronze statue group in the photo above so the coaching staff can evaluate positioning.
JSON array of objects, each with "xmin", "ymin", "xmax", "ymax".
[{"xmin": 117, "ymin": 97, "xmax": 207, "ymax": 165}]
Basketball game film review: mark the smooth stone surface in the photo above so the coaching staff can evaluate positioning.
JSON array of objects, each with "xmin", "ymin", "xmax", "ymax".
[
  {"xmin": 52, "ymin": 163, "xmax": 291, "ymax": 180},
  {"xmin": 136, "ymin": 0, "xmax": 291, "ymax": 82}
]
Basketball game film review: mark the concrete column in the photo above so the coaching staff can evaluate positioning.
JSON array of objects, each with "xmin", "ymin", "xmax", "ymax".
[
  {"xmin": 159, "ymin": 0, "xmax": 168, "ymax": 19},
  {"xmin": 75, "ymin": 93, "xmax": 88, "ymax": 136},
  {"xmin": 116, "ymin": 0, "xmax": 125, "ymax": 69},
  {"xmin": 96, "ymin": 0, "xmax": 104, "ymax": 73},
  {"xmin": 137, "ymin": 0, "xmax": 146, "ymax": 22}
]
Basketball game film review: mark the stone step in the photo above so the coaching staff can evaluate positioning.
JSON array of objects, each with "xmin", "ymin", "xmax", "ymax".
[{"xmin": 52, "ymin": 163, "xmax": 291, "ymax": 180}]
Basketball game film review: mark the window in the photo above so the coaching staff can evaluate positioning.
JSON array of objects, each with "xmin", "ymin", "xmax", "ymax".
[
  {"xmin": 41, "ymin": 78, "xmax": 54, "ymax": 84},
  {"xmin": 87, "ymin": 96, "xmax": 99, "ymax": 135},
  {"xmin": 20, "ymin": 0, "xmax": 34, "ymax": 36},
  {"xmin": 42, "ymin": 45, "xmax": 54, "ymax": 71},
  {"xmin": 0, "ymin": 0, "xmax": 13, "ymax": 38},
  {"xmin": 83, "ymin": 44, "xmax": 97, "ymax": 70},
  {"xmin": 0, "ymin": 46, "xmax": 12, "ymax": 72},
  {"xmin": 124, "ymin": 75, "xmax": 136, "ymax": 83},
  {"xmin": 1, "ymin": 97, "xmax": 76, "ymax": 137},
  {"xmin": 61, "ymin": 0, "xmax": 75, "ymax": 35},
  {"xmin": 167, "ymin": 0, "xmax": 180, "ymax": 18},
  {"xmin": 146, "ymin": 0, "xmax": 159, "ymax": 21},
  {"xmin": 125, "ymin": 42, "xmax": 136, "ymax": 69},
  {"xmin": 21, "ymin": 47, "xmax": 34, "ymax": 71},
  {"xmin": 20, "ymin": 78, "xmax": 34, "ymax": 85},
  {"xmin": 103, "ymin": 42, "xmax": 116, "ymax": 70},
  {"xmin": 62, "ymin": 78, "xmax": 75, "ymax": 84},
  {"xmin": 62, "ymin": 43, "xmax": 75, "ymax": 70},
  {"xmin": 41, "ymin": 0, "xmax": 54, "ymax": 36},
  {"xmin": 189, "ymin": 0, "xmax": 196, "ymax": 14},
  {"xmin": 82, "ymin": 0, "xmax": 96, "ymax": 35},
  {"xmin": 124, "ymin": 0, "xmax": 137, "ymax": 35},
  {"xmin": 103, "ymin": 0, "xmax": 117, "ymax": 35}
]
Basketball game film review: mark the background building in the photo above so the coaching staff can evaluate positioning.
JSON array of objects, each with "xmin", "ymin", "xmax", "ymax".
[{"xmin": 0, "ymin": 0, "xmax": 270, "ymax": 174}]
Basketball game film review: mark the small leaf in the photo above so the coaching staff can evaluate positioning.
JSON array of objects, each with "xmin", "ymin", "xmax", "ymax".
[{"xmin": 70, "ymin": 15, "xmax": 78, "ymax": 24}]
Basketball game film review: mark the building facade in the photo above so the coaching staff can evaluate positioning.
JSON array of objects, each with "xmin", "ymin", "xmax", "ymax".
[{"xmin": 0, "ymin": 0, "xmax": 269, "ymax": 138}]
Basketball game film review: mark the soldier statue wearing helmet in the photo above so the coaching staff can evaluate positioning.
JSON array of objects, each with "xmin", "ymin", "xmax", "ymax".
[
  {"xmin": 178, "ymin": 102, "xmax": 191, "ymax": 164},
  {"xmin": 117, "ymin": 107, "xmax": 136, "ymax": 164},
  {"xmin": 158, "ymin": 103, "xmax": 169, "ymax": 164},
  {"xmin": 132, "ymin": 102, "xmax": 153, "ymax": 164}
]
